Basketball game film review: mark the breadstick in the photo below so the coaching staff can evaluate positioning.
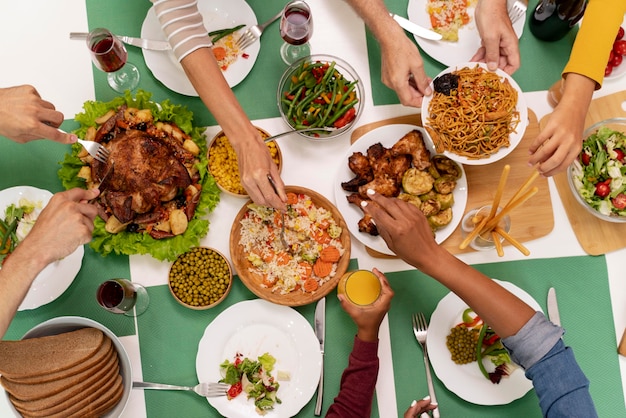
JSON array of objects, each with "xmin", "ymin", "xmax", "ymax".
[
  {"xmin": 495, "ymin": 226, "xmax": 530, "ymax": 256},
  {"xmin": 488, "ymin": 164, "xmax": 510, "ymax": 220},
  {"xmin": 492, "ymin": 230, "xmax": 504, "ymax": 257},
  {"xmin": 459, "ymin": 215, "xmax": 489, "ymax": 250},
  {"xmin": 506, "ymin": 169, "xmax": 540, "ymax": 208},
  {"xmin": 482, "ymin": 186, "xmax": 539, "ymax": 234}
]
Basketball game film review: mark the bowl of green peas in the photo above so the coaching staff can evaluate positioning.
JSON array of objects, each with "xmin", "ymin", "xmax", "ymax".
[
  {"xmin": 168, "ymin": 247, "xmax": 233, "ymax": 310},
  {"xmin": 277, "ymin": 54, "xmax": 364, "ymax": 141}
]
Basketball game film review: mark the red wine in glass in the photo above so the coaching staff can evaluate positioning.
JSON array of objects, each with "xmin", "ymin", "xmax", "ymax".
[
  {"xmin": 279, "ymin": 1, "xmax": 313, "ymax": 64},
  {"xmin": 96, "ymin": 278, "xmax": 149, "ymax": 316},
  {"xmin": 87, "ymin": 28, "xmax": 140, "ymax": 93}
]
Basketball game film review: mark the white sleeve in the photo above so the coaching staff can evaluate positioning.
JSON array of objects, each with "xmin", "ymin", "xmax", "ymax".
[{"xmin": 152, "ymin": 0, "xmax": 213, "ymax": 62}]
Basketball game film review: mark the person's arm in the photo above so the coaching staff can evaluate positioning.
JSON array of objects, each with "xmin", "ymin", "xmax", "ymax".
[
  {"xmin": 0, "ymin": 85, "xmax": 75, "ymax": 144},
  {"xmin": 362, "ymin": 190, "xmax": 597, "ymax": 416},
  {"xmin": 151, "ymin": 0, "xmax": 286, "ymax": 210},
  {"xmin": 343, "ymin": 0, "xmax": 432, "ymax": 107},
  {"xmin": 528, "ymin": 0, "xmax": 626, "ymax": 176},
  {"xmin": 471, "ymin": 0, "xmax": 520, "ymax": 74},
  {"xmin": 0, "ymin": 188, "xmax": 99, "ymax": 338}
]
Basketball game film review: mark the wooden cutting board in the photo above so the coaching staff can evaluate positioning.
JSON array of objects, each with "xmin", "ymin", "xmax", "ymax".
[
  {"xmin": 541, "ymin": 90, "xmax": 626, "ymax": 255},
  {"xmin": 350, "ymin": 109, "xmax": 554, "ymax": 257}
]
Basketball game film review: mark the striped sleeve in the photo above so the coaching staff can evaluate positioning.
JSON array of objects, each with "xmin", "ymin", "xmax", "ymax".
[{"xmin": 152, "ymin": 0, "xmax": 212, "ymax": 62}]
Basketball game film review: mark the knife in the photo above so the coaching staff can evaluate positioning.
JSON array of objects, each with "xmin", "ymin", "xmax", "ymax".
[
  {"xmin": 314, "ymin": 297, "xmax": 326, "ymax": 416},
  {"xmin": 69, "ymin": 32, "xmax": 171, "ymax": 51},
  {"xmin": 547, "ymin": 287, "xmax": 561, "ymax": 326},
  {"xmin": 389, "ymin": 13, "xmax": 443, "ymax": 41}
]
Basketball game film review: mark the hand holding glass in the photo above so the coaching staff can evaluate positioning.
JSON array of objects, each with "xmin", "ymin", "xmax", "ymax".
[
  {"xmin": 87, "ymin": 28, "xmax": 140, "ymax": 93},
  {"xmin": 96, "ymin": 278, "xmax": 149, "ymax": 316},
  {"xmin": 279, "ymin": 0, "xmax": 313, "ymax": 64}
]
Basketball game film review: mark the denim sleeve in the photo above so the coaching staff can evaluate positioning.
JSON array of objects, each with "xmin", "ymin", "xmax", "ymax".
[
  {"xmin": 502, "ymin": 312, "xmax": 563, "ymax": 369},
  {"xmin": 503, "ymin": 312, "xmax": 597, "ymax": 417}
]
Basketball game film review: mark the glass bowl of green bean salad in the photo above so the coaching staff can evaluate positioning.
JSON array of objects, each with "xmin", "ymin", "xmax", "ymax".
[{"xmin": 277, "ymin": 54, "xmax": 364, "ymax": 140}]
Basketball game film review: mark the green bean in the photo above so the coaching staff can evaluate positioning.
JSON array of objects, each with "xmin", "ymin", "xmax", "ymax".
[
  {"xmin": 209, "ymin": 24, "xmax": 245, "ymax": 43},
  {"xmin": 286, "ymin": 86, "xmax": 304, "ymax": 120}
]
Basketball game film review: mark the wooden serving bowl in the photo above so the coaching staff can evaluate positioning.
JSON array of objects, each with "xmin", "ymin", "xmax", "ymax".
[
  {"xmin": 229, "ymin": 186, "xmax": 351, "ymax": 306},
  {"xmin": 208, "ymin": 127, "xmax": 283, "ymax": 198}
]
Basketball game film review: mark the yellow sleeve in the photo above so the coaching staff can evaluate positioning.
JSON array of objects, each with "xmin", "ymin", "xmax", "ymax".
[{"xmin": 563, "ymin": 0, "xmax": 626, "ymax": 89}]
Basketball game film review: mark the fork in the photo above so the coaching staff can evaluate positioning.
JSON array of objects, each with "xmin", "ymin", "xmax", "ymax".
[
  {"xmin": 508, "ymin": 0, "xmax": 527, "ymax": 24},
  {"xmin": 267, "ymin": 175, "xmax": 292, "ymax": 253},
  {"xmin": 236, "ymin": 10, "xmax": 283, "ymax": 50},
  {"xmin": 412, "ymin": 312, "xmax": 440, "ymax": 418},
  {"xmin": 132, "ymin": 381, "xmax": 229, "ymax": 397},
  {"xmin": 76, "ymin": 138, "xmax": 110, "ymax": 164}
]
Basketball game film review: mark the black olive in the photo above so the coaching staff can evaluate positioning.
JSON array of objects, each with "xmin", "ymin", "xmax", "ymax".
[
  {"xmin": 433, "ymin": 73, "xmax": 459, "ymax": 96},
  {"xmin": 136, "ymin": 122, "xmax": 147, "ymax": 131},
  {"xmin": 101, "ymin": 133, "xmax": 114, "ymax": 143},
  {"xmin": 175, "ymin": 194, "xmax": 186, "ymax": 208},
  {"xmin": 126, "ymin": 223, "xmax": 139, "ymax": 233}
]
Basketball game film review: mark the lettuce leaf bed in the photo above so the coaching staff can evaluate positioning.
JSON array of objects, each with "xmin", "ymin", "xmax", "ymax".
[{"xmin": 58, "ymin": 90, "xmax": 221, "ymax": 261}]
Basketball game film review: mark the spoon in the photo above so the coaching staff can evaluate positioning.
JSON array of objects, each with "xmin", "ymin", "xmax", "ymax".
[{"xmin": 263, "ymin": 127, "xmax": 337, "ymax": 143}]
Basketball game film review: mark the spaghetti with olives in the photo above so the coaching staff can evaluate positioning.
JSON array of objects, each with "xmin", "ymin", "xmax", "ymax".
[{"xmin": 425, "ymin": 66, "xmax": 520, "ymax": 159}]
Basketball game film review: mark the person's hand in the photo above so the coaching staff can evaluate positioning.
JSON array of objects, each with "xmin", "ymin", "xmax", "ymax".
[
  {"xmin": 0, "ymin": 85, "xmax": 76, "ymax": 144},
  {"xmin": 471, "ymin": 0, "xmax": 520, "ymax": 75},
  {"xmin": 232, "ymin": 130, "xmax": 286, "ymax": 211},
  {"xmin": 528, "ymin": 73, "xmax": 594, "ymax": 176},
  {"xmin": 338, "ymin": 268, "xmax": 394, "ymax": 342},
  {"xmin": 403, "ymin": 396, "xmax": 438, "ymax": 418},
  {"xmin": 18, "ymin": 188, "xmax": 100, "ymax": 267},
  {"xmin": 361, "ymin": 189, "xmax": 443, "ymax": 270},
  {"xmin": 378, "ymin": 25, "xmax": 432, "ymax": 107}
]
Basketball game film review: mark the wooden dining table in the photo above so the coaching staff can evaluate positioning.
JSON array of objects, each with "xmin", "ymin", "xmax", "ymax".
[{"xmin": 1, "ymin": 0, "xmax": 625, "ymax": 417}]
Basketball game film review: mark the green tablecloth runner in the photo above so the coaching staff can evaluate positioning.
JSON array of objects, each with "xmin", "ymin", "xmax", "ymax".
[
  {"xmin": 135, "ymin": 255, "xmax": 623, "ymax": 417},
  {"xmin": 86, "ymin": 0, "xmax": 575, "ymax": 126}
]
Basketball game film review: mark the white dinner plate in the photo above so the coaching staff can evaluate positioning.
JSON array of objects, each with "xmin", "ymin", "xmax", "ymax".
[
  {"xmin": 421, "ymin": 62, "xmax": 528, "ymax": 166},
  {"xmin": 196, "ymin": 299, "xmax": 321, "ymax": 417},
  {"xmin": 0, "ymin": 186, "xmax": 84, "ymax": 311},
  {"xmin": 407, "ymin": 0, "xmax": 525, "ymax": 66},
  {"xmin": 333, "ymin": 124, "xmax": 468, "ymax": 256},
  {"xmin": 141, "ymin": 0, "xmax": 260, "ymax": 96},
  {"xmin": 427, "ymin": 279, "xmax": 542, "ymax": 405}
]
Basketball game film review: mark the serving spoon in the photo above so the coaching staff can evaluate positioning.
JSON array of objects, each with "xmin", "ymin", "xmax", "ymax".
[{"xmin": 263, "ymin": 127, "xmax": 337, "ymax": 143}]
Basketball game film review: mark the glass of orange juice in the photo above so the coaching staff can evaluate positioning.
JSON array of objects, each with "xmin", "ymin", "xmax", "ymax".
[{"xmin": 337, "ymin": 270, "xmax": 382, "ymax": 307}]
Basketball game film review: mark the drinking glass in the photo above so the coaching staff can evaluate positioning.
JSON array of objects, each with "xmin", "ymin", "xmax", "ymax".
[
  {"xmin": 87, "ymin": 28, "xmax": 140, "ymax": 93},
  {"xmin": 279, "ymin": 0, "xmax": 313, "ymax": 65},
  {"xmin": 96, "ymin": 278, "xmax": 149, "ymax": 317},
  {"xmin": 337, "ymin": 270, "xmax": 381, "ymax": 307},
  {"xmin": 461, "ymin": 206, "xmax": 511, "ymax": 251}
]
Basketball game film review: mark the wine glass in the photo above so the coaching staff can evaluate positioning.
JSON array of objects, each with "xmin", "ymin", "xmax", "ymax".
[
  {"xmin": 96, "ymin": 278, "xmax": 149, "ymax": 317},
  {"xmin": 86, "ymin": 28, "xmax": 140, "ymax": 93},
  {"xmin": 279, "ymin": 0, "xmax": 313, "ymax": 65}
]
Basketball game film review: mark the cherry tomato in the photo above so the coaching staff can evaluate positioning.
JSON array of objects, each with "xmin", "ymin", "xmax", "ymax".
[
  {"xmin": 227, "ymin": 382, "xmax": 242, "ymax": 399},
  {"xmin": 614, "ymin": 40, "xmax": 626, "ymax": 56},
  {"xmin": 612, "ymin": 193, "xmax": 626, "ymax": 210},
  {"xmin": 615, "ymin": 148, "xmax": 625, "ymax": 162},
  {"xmin": 581, "ymin": 152, "xmax": 591, "ymax": 166},
  {"xmin": 612, "ymin": 53, "xmax": 623, "ymax": 68},
  {"xmin": 595, "ymin": 179, "xmax": 611, "ymax": 198},
  {"xmin": 605, "ymin": 64, "xmax": 614, "ymax": 77},
  {"xmin": 617, "ymin": 26, "xmax": 625, "ymax": 41}
]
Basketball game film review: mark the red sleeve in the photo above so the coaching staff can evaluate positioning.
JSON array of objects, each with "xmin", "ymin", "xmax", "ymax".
[{"xmin": 326, "ymin": 336, "xmax": 379, "ymax": 418}]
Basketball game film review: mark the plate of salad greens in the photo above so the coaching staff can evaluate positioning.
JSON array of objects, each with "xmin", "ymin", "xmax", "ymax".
[
  {"xmin": 427, "ymin": 279, "xmax": 542, "ymax": 405},
  {"xmin": 196, "ymin": 299, "xmax": 321, "ymax": 417},
  {"xmin": 0, "ymin": 186, "xmax": 84, "ymax": 310},
  {"xmin": 568, "ymin": 119, "xmax": 626, "ymax": 222},
  {"xmin": 58, "ymin": 90, "xmax": 221, "ymax": 262}
]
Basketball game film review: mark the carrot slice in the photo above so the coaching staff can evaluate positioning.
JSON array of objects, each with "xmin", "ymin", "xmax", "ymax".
[
  {"xmin": 262, "ymin": 274, "xmax": 276, "ymax": 287},
  {"xmin": 212, "ymin": 46, "xmax": 227, "ymax": 61},
  {"xmin": 262, "ymin": 249, "xmax": 275, "ymax": 263},
  {"xmin": 303, "ymin": 278, "xmax": 319, "ymax": 292},
  {"xmin": 313, "ymin": 230, "xmax": 331, "ymax": 245},
  {"xmin": 313, "ymin": 259, "xmax": 333, "ymax": 278},
  {"xmin": 276, "ymin": 252, "xmax": 291, "ymax": 266},
  {"xmin": 286, "ymin": 192, "xmax": 298, "ymax": 205},
  {"xmin": 319, "ymin": 246, "xmax": 340, "ymax": 263},
  {"xmin": 298, "ymin": 262, "xmax": 313, "ymax": 277}
]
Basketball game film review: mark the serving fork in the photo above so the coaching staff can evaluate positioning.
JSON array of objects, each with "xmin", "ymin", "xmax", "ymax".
[
  {"xmin": 236, "ymin": 10, "xmax": 283, "ymax": 50},
  {"xmin": 76, "ymin": 138, "xmax": 110, "ymax": 164},
  {"xmin": 267, "ymin": 175, "xmax": 292, "ymax": 253},
  {"xmin": 508, "ymin": 0, "xmax": 528, "ymax": 24},
  {"xmin": 412, "ymin": 312, "xmax": 440, "ymax": 418},
  {"xmin": 132, "ymin": 381, "xmax": 229, "ymax": 397}
]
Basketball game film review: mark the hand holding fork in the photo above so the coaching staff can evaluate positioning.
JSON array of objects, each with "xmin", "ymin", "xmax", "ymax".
[{"xmin": 412, "ymin": 312, "xmax": 440, "ymax": 418}]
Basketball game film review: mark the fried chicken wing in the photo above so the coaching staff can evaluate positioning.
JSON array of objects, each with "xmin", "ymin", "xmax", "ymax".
[
  {"xmin": 346, "ymin": 194, "xmax": 379, "ymax": 236},
  {"xmin": 391, "ymin": 129, "xmax": 431, "ymax": 170}
]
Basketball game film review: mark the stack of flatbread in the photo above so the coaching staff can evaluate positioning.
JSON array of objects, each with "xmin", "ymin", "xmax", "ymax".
[{"xmin": 0, "ymin": 327, "xmax": 124, "ymax": 417}]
